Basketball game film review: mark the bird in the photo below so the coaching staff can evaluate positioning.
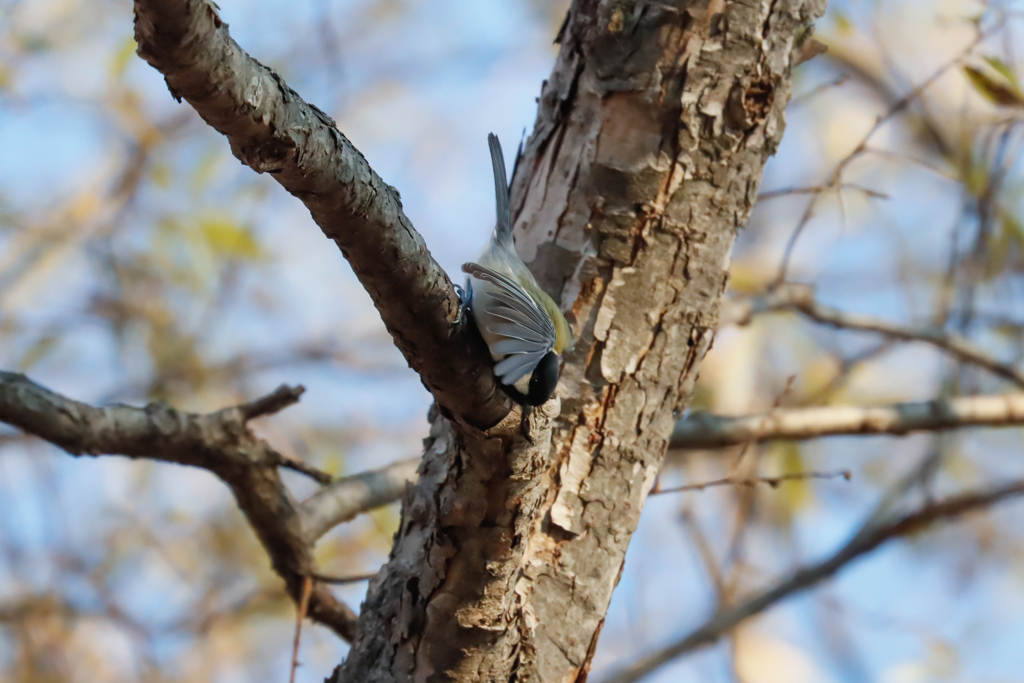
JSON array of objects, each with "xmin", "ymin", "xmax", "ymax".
[{"xmin": 461, "ymin": 133, "xmax": 574, "ymax": 406}]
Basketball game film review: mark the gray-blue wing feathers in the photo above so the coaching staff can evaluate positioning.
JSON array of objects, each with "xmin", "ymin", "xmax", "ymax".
[{"xmin": 463, "ymin": 262, "xmax": 557, "ymax": 386}]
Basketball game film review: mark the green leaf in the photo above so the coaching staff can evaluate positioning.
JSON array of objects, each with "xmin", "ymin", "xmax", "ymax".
[{"xmin": 963, "ymin": 65, "xmax": 1024, "ymax": 107}]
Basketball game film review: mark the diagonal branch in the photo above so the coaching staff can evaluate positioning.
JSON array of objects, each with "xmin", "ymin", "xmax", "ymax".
[
  {"xmin": 671, "ymin": 393, "xmax": 1024, "ymax": 449},
  {"xmin": 300, "ymin": 457, "xmax": 420, "ymax": 543},
  {"xmin": 0, "ymin": 371, "xmax": 359, "ymax": 640},
  {"xmin": 602, "ymin": 478, "xmax": 1024, "ymax": 683},
  {"xmin": 132, "ymin": 0, "xmax": 509, "ymax": 429},
  {"xmin": 721, "ymin": 283, "xmax": 1024, "ymax": 388}
]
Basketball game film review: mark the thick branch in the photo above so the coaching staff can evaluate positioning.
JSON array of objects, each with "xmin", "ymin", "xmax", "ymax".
[
  {"xmin": 132, "ymin": 0, "xmax": 509, "ymax": 429},
  {"xmin": 300, "ymin": 457, "xmax": 420, "ymax": 543},
  {"xmin": 339, "ymin": 1, "xmax": 829, "ymax": 680},
  {"xmin": 0, "ymin": 371, "xmax": 358, "ymax": 641},
  {"xmin": 722, "ymin": 283, "xmax": 1024, "ymax": 388},
  {"xmin": 603, "ymin": 479, "xmax": 1024, "ymax": 683},
  {"xmin": 671, "ymin": 393, "xmax": 1024, "ymax": 448}
]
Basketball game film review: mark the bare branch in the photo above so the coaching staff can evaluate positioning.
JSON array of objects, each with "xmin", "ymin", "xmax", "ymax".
[
  {"xmin": 290, "ymin": 577, "xmax": 313, "ymax": 683},
  {"xmin": 757, "ymin": 183, "xmax": 888, "ymax": 202},
  {"xmin": 774, "ymin": 29, "xmax": 988, "ymax": 284},
  {"xmin": 272, "ymin": 454, "xmax": 334, "ymax": 486},
  {"xmin": 672, "ymin": 393, "xmax": 1024, "ymax": 449},
  {"xmin": 602, "ymin": 479, "xmax": 1024, "ymax": 683},
  {"xmin": 300, "ymin": 457, "xmax": 420, "ymax": 543},
  {"xmin": 792, "ymin": 37, "xmax": 828, "ymax": 67},
  {"xmin": 799, "ymin": 298, "xmax": 1024, "ymax": 388},
  {"xmin": 132, "ymin": 0, "xmax": 509, "ymax": 429},
  {"xmin": 309, "ymin": 571, "xmax": 379, "ymax": 585},
  {"xmin": 0, "ymin": 371, "xmax": 358, "ymax": 641},
  {"xmin": 653, "ymin": 469, "xmax": 851, "ymax": 494},
  {"xmin": 789, "ymin": 73, "xmax": 850, "ymax": 106},
  {"xmin": 720, "ymin": 284, "xmax": 1024, "ymax": 388},
  {"xmin": 238, "ymin": 384, "xmax": 305, "ymax": 420}
]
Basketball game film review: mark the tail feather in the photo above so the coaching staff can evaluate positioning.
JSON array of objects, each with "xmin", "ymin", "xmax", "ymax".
[{"xmin": 488, "ymin": 133, "xmax": 513, "ymax": 248}]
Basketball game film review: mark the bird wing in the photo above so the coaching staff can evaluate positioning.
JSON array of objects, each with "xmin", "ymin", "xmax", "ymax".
[{"xmin": 463, "ymin": 262, "xmax": 557, "ymax": 386}]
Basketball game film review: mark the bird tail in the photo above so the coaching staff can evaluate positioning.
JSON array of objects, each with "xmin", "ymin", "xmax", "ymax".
[{"xmin": 488, "ymin": 133, "xmax": 514, "ymax": 249}]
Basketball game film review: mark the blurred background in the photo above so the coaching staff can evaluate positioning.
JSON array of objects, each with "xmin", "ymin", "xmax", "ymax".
[{"xmin": 2, "ymin": 0, "xmax": 1024, "ymax": 681}]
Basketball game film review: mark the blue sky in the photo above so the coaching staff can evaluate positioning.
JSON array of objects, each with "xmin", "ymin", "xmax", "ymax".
[{"xmin": 2, "ymin": 0, "xmax": 1024, "ymax": 681}]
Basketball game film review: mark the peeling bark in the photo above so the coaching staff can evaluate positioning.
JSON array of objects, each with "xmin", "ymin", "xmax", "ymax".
[{"xmin": 339, "ymin": 0, "xmax": 826, "ymax": 681}]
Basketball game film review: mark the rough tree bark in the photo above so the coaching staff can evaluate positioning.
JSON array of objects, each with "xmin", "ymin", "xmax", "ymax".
[
  {"xmin": 339, "ymin": 1, "xmax": 826, "ymax": 681},
  {"xmin": 134, "ymin": 0, "xmax": 512, "ymax": 431}
]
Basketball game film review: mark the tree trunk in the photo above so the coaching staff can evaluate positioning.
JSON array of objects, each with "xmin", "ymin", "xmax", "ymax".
[{"xmin": 338, "ymin": 0, "xmax": 826, "ymax": 681}]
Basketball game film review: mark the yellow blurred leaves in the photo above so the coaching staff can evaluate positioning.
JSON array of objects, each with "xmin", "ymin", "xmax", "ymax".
[
  {"xmin": 765, "ymin": 441, "xmax": 813, "ymax": 520},
  {"xmin": 68, "ymin": 189, "xmax": 102, "ymax": 223},
  {"xmin": 832, "ymin": 9, "xmax": 855, "ymax": 36},
  {"xmin": 733, "ymin": 627, "xmax": 821, "ymax": 683},
  {"xmin": 17, "ymin": 334, "xmax": 57, "ymax": 372},
  {"xmin": 978, "ymin": 211, "xmax": 1024, "ymax": 280},
  {"xmin": 727, "ymin": 261, "xmax": 775, "ymax": 294},
  {"xmin": 112, "ymin": 88, "xmax": 168, "ymax": 150},
  {"xmin": 190, "ymin": 150, "xmax": 224, "ymax": 194},
  {"xmin": 154, "ymin": 212, "xmax": 264, "ymax": 292},
  {"xmin": 982, "ymin": 56, "xmax": 1017, "ymax": 87},
  {"xmin": 199, "ymin": 216, "xmax": 263, "ymax": 261},
  {"xmin": 149, "ymin": 162, "xmax": 173, "ymax": 188},
  {"xmin": 110, "ymin": 36, "xmax": 137, "ymax": 78},
  {"xmin": 882, "ymin": 641, "xmax": 958, "ymax": 683}
]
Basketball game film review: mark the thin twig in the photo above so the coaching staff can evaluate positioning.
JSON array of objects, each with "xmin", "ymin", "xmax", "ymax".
[
  {"xmin": 309, "ymin": 571, "xmax": 379, "ymax": 585},
  {"xmin": 290, "ymin": 576, "xmax": 313, "ymax": 683},
  {"xmin": 757, "ymin": 183, "xmax": 888, "ymax": 202},
  {"xmin": 718, "ymin": 285, "xmax": 1024, "ymax": 389},
  {"xmin": 601, "ymin": 478, "xmax": 1024, "ymax": 683},
  {"xmin": 789, "ymin": 73, "xmax": 850, "ymax": 105},
  {"xmin": 653, "ymin": 469, "xmax": 851, "ymax": 495},
  {"xmin": 271, "ymin": 451, "xmax": 334, "ymax": 485},
  {"xmin": 774, "ymin": 30, "xmax": 988, "ymax": 285},
  {"xmin": 728, "ymin": 375, "xmax": 796, "ymax": 474},
  {"xmin": 795, "ymin": 298, "xmax": 1024, "ymax": 388},
  {"xmin": 238, "ymin": 384, "xmax": 305, "ymax": 420}
]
